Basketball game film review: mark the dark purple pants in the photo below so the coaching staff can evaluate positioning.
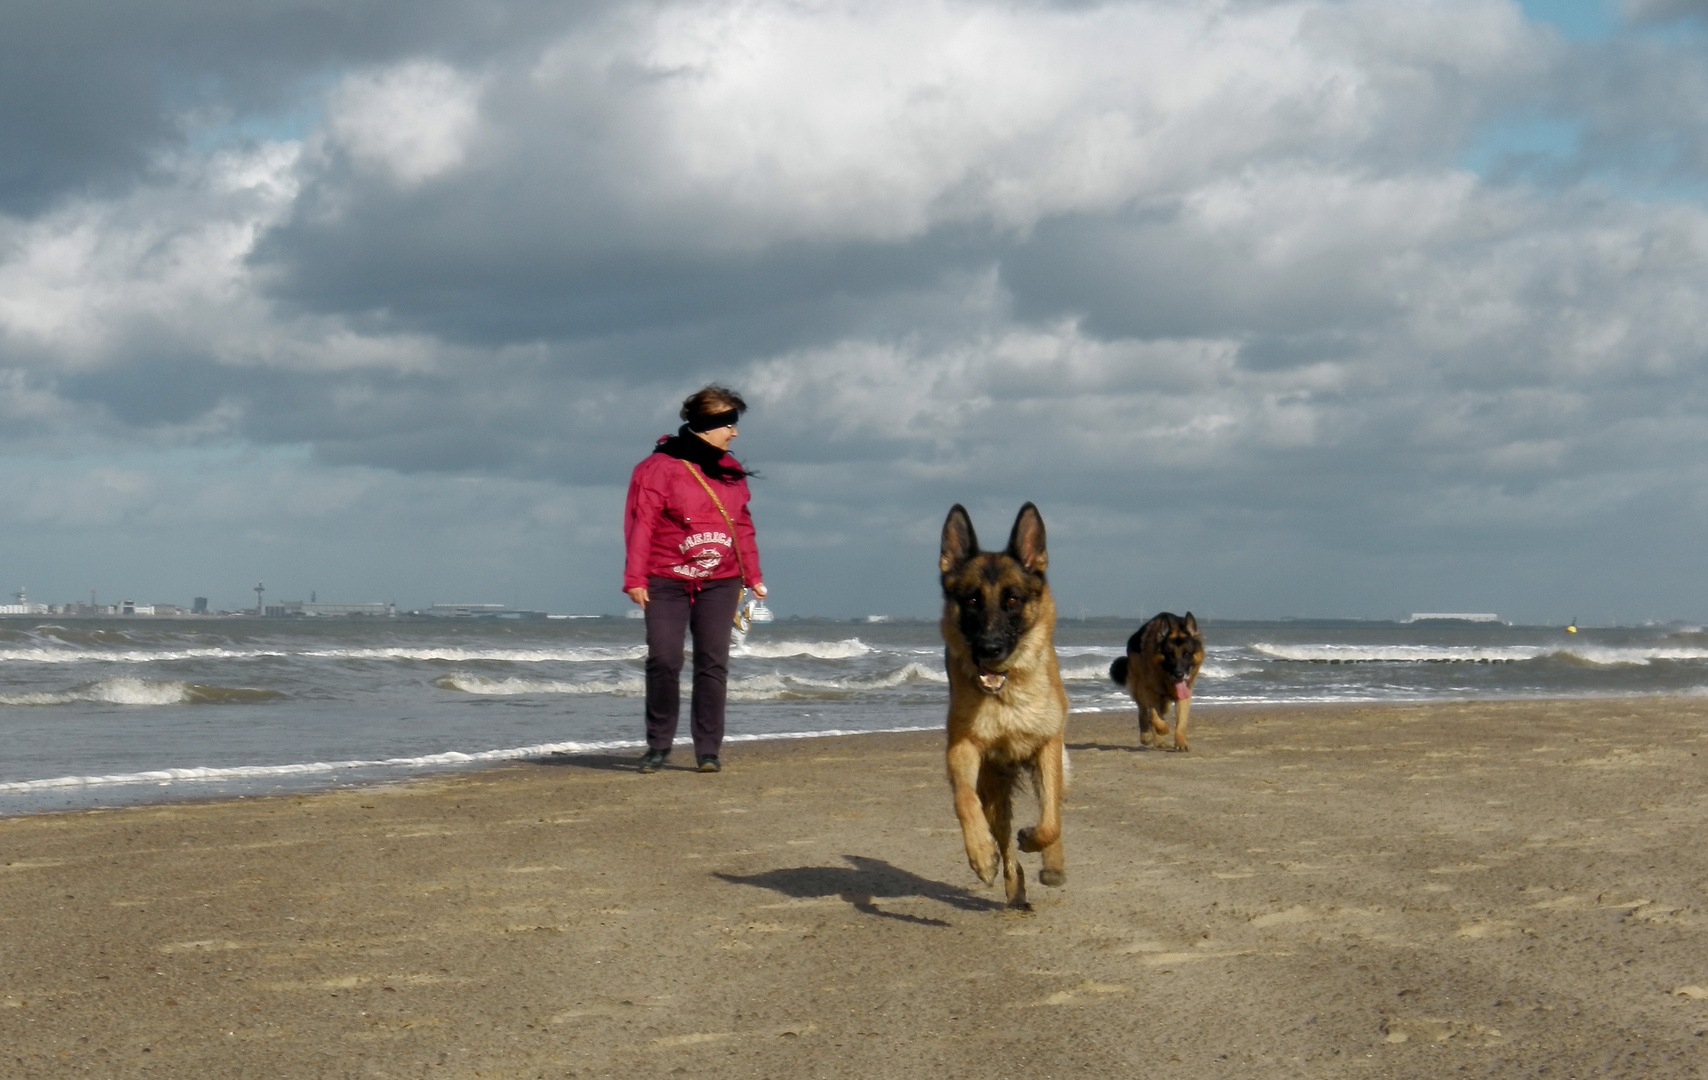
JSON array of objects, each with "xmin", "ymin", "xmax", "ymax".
[{"xmin": 643, "ymin": 576, "xmax": 742, "ymax": 756}]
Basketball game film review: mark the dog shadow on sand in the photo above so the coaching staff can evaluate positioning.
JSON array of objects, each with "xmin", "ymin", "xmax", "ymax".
[
  {"xmin": 1067, "ymin": 740, "xmax": 1154, "ymax": 754},
  {"xmin": 716, "ymin": 854, "xmax": 1005, "ymax": 926}
]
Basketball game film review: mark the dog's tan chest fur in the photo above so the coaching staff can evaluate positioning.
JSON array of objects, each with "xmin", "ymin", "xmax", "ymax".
[{"xmin": 945, "ymin": 620, "xmax": 1067, "ymax": 756}]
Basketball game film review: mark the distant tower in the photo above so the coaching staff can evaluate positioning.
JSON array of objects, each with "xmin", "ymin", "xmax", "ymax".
[
  {"xmin": 254, "ymin": 581, "xmax": 265, "ymax": 616},
  {"xmin": 13, "ymin": 587, "xmax": 24, "ymax": 606}
]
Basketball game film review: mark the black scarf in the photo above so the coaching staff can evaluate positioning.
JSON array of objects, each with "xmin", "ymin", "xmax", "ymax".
[{"xmin": 652, "ymin": 426, "xmax": 752, "ymax": 482}]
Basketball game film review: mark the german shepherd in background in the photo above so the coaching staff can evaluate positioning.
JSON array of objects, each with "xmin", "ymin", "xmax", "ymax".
[
  {"xmin": 939, "ymin": 502, "xmax": 1068, "ymax": 911},
  {"xmin": 1110, "ymin": 613, "xmax": 1204, "ymax": 751}
]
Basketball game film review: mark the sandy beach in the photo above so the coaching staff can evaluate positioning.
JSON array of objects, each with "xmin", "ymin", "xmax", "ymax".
[{"xmin": 4, "ymin": 698, "xmax": 1707, "ymax": 1078}]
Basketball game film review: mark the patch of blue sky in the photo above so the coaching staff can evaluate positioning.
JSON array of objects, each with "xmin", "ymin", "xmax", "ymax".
[
  {"xmin": 183, "ymin": 105, "xmax": 323, "ymax": 155},
  {"xmin": 1464, "ymin": 115, "xmax": 1708, "ymax": 204},
  {"xmin": 1462, "ymin": 116, "xmax": 1582, "ymax": 177},
  {"xmin": 1518, "ymin": 0, "xmax": 1619, "ymax": 41},
  {"xmin": 171, "ymin": 71, "xmax": 341, "ymax": 155},
  {"xmin": 1522, "ymin": 0, "xmax": 1708, "ymax": 44}
]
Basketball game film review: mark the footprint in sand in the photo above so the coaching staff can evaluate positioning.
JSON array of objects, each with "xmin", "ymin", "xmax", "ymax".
[
  {"xmin": 1380, "ymin": 1016, "xmax": 1502, "ymax": 1046},
  {"xmin": 1033, "ymin": 981, "xmax": 1133, "ymax": 1006}
]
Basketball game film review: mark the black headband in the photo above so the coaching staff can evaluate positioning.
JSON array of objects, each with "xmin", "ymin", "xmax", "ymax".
[{"xmin": 687, "ymin": 408, "xmax": 741, "ymax": 432}]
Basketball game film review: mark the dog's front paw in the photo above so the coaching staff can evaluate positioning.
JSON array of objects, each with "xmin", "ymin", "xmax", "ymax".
[
  {"xmin": 1039, "ymin": 867, "xmax": 1067, "ymax": 887},
  {"xmin": 967, "ymin": 849, "xmax": 999, "ymax": 886}
]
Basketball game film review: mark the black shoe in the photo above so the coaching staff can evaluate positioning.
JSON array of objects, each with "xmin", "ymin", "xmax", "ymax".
[
  {"xmin": 696, "ymin": 755, "xmax": 721, "ymax": 773},
  {"xmin": 638, "ymin": 748, "xmax": 669, "ymax": 773}
]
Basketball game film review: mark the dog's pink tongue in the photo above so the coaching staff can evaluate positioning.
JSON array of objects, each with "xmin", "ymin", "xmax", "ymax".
[{"xmin": 1174, "ymin": 680, "xmax": 1191, "ymax": 701}]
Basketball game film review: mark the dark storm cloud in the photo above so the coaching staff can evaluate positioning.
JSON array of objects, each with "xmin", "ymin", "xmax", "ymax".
[{"xmin": 0, "ymin": 0, "xmax": 616, "ymax": 212}]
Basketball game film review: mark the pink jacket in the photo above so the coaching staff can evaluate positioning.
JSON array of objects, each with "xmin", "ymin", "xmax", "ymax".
[{"xmin": 623, "ymin": 450, "xmax": 762, "ymax": 591}]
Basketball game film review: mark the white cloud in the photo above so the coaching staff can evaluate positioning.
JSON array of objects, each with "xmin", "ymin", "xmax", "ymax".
[
  {"xmin": 326, "ymin": 60, "xmax": 484, "ymax": 187},
  {"xmin": 519, "ymin": 0, "xmax": 1539, "ymax": 247},
  {"xmin": 0, "ymin": 141, "xmax": 300, "ymax": 366}
]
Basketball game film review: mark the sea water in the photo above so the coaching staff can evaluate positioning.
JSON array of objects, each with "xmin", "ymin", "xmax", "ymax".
[{"xmin": 1, "ymin": 616, "xmax": 1703, "ymax": 815}]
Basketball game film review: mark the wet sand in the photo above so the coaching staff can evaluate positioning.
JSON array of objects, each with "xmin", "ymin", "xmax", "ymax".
[{"xmin": 4, "ymin": 698, "xmax": 1708, "ymax": 1078}]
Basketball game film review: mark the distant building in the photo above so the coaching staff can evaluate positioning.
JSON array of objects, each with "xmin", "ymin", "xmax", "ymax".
[
  {"xmin": 247, "ymin": 598, "xmax": 395, "ymax": 617},
  {"xmin": 301, "ymin": 602, "xmax": 394, "ymax": 617},
  {"xmin": 0, "ymin": 587, "xmax": 47, "ymax": 616},
  {"xmin": 192, "ymin": 597, "xmax": 208, "ymax": 615},
  {"xmin": 427, "ymin": 603, "xmax": 507, "ymax": 618}
]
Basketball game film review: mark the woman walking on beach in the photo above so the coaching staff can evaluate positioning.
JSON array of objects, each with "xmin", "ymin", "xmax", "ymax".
[{"xmin": 623, "ymin": 385, "xmax": 765, "ymax": 774}]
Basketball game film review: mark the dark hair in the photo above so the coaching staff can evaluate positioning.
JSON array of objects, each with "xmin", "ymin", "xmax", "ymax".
[{"xmin": 679, "ymin": 384, "xmax": 747, "ymax": 423}]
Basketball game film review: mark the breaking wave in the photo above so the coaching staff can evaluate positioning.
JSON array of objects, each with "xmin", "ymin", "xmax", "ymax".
[
  {"xmin": 436, "ymin": 662, "xmax": 945, "ymax": 701},
  {"xmin": 733, "ymin": 638, "xmax": 873, "ymax": 660},
  {"xmin": 0, "ymin": 678, "xmax": 283, "ymax": 706},
  {"xmin": 435, "ymin": 674, "xmax": 646, "ymax": 696},
  {"xmin": 1059, "ymin": 662, "xmax": 1117, "ymax": 681}
]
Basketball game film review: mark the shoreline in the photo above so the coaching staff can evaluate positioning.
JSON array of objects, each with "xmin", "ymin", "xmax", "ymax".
[
  {"xmin": 4, "ymin": 696, "xmax": 1707, "ymax": 1077},
  {"xmin": 0, "ymin": 694, "xmax": 1637, "ymax": 817}
]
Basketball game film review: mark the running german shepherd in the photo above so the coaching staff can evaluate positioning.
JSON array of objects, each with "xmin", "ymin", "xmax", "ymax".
[
  {"xmin": 939, "ymin": 502, "xmax": 1068, "ymax": 911},
  {"xmin": 1109, "ymin": 612, "xmax": 1204, "ymax": 751}
]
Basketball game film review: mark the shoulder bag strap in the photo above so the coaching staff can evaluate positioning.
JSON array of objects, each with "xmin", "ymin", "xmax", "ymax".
[{"xmin": 680, "ymin": 460, "xmax": 752, "ymax": 630}]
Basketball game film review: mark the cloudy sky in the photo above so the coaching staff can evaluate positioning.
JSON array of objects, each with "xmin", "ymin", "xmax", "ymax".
[{"xmin": 4, "ymin": 0, "xmax": 1708, "ymax": 622}]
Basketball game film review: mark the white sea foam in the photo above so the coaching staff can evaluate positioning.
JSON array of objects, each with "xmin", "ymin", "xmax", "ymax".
[
  {"xmin": 435, "ymin": 674, "xmax": 646, "ymax": 695},
  {"xmin": 1254, "ymin": 642, "xmax": 1708, "ymax": 666},
  {"xmin": 1053, "ymin": 644, "xmax": 1123, "ymax": 658},
  {"xmin": 1254, "ymin": 643, "xmax": 1543, "ymax": 663},
  {"xmin": 729, "ymin": 663, "xmax": 947, "ymax": 700},
  {"xmin": 0, "ymin": 725, "xmax": 938, "ymax": 795},
  {"xmin": 767, "ymin": 662, "xmax": 946, "ymax": 691},
  {"xmin": 0, "ymin": 677, "xmax": 282, "ymax": 707},
  {"xmin": 0, "ymin": 647, "xmax": 275, "ymax": 664},
  {"xmin": 1552, "ymin": 645, "xmax": 1708, "ymax": 665},
  {"xmin": 305, "ymin": 646, "xmax": 648, "ymax": 663},
  {"xmin": 733, "ymin": 638, "xmax": 873, "ymax": 660},
  {"xmin": 437, "ymin": 662, "xmax": 945, "ymax": 700},
  {"xmin": 1197, "ymin": 661, "xmax": 1256, "ymax": 679},
  {"xmin": 1059, "ymin": 662, "xmax": 1117, "ymax": 682}
]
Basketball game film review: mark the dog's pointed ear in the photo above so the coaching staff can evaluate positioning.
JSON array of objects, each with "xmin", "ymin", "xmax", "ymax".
[
  {"xmin": 1006, "ymin": 502, "xmax": 1047, "ymax": 573},
  {"xmin": 1184, "ymin": 612, "xmax": 1198, "ymax": 634},
  {"xmin": 940, "ymin": 505, "xmax": 978, "ymax": 574}
]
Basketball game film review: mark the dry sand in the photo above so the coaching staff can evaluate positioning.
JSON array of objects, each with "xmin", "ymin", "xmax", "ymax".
[{"xmin": 4, "ymin": 698, "xmax": 1708, "ymax": 1078}]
